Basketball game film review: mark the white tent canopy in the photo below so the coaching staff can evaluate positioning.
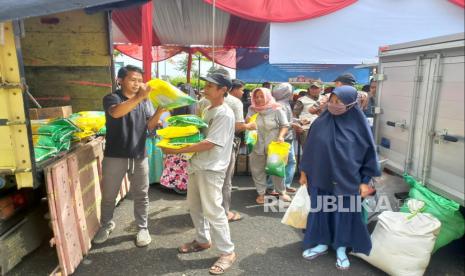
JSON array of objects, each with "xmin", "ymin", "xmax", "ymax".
[{"xmin": 270, "ymin": 0, "xmax": 465, "ymax": 64}]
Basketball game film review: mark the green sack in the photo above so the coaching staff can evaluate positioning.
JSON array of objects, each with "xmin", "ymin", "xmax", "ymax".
[
  {"xmin": 167, "ymin": 115, "xmax": 208, "ymax": 128},
  {"xmin": 34, "ymin": 146, "xmax": 58, "ymax": 162},
  {"xmin": 400, "ymin": 174, "xmax": 465, "ymax": 252},
  {"xmin": 170, "ymin": 133, "xmax": 205, "ymax": 144}
]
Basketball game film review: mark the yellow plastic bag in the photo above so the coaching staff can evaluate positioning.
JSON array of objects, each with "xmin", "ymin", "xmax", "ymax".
[
  {"xmin": 147, "ymin": 79, "xmax": 197, "ymax": 110},
  {"xmin": 156, "ymin": 139, "xmax": 190, "ymax": 149},
  {"xmin": 71, "ymin": 111, "xmax": 105, "ymax": 132},
  {"xmin": 265, "ymin": 141, "xmax": 291, "ymax": 177},
  {"xmin": 156, "ymin": 125, "xmax": 199, "ymax": 139},
  {"xmin": 245, "ymin": 113, "xmax": 259, "ymax": 152},
  {"xmin": 156, "ymin": 139, "xmax": 195, "ymax": 159}
]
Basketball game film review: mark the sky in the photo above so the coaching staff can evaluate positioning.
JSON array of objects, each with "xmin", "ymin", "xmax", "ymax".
[{"xmin": 114, "ymin": 52, "xmax": 236, "ymax": 80}]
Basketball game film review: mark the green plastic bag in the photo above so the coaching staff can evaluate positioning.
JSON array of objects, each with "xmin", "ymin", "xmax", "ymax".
[
  {"xmin": 34, "ymin": 146, "xmax": 58, "ymax": 162},
  {"xmin": 245, "ymin": 130, "xmax": 257, "ymax": 153},
  {"xmin": 167, "ymin": 115, "xmax": 208, "ymax": 128},
  {"xmin": 170, "ymin": 133, "xmax": 205, "ymax": 144},
  {"xmin": 265, "ymin": 141, "xmax": 291, "ymax": 177},
  {"xmin": 400, "ymin": 174, "xmax": 465, "ymax": 252}
]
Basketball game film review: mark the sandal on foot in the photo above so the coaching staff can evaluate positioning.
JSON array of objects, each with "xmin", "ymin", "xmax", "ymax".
[
  {"xmin": 286, "ymin": 187, "xmax": 297, "ymax": 193},
  {"xmin": 265, "ymin": 190, "xmax": 280, "ymax": 197},
  {"xmin": 228, "ymin": 211, "xmax": 243, "ymax": 222},
  {"xmin": 336, "ymin": 257, "xmax": 350, "ymax": 270},
  {"xmin": 302, "ymin": 247, "xmax": 328, "ymax": 260},
  {"xmin": 178, "ymin": 240, "xmax": 211, "ymax": 254},
  {"xmin": 209, "ymin": 253, "xmax": 237, "ymax": 275}
]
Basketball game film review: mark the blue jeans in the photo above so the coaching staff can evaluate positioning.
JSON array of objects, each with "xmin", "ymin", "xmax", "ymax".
[
  {"xmin": 266, "ymin": 139, "xmax": 297, "ymax": 189},
  {"xmin": 285, "ymin": 140, "xmax": 297, "ymax": 187}
]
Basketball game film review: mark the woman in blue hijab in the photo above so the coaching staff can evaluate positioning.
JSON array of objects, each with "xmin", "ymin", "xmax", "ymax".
[{"xmin": 299, "ymin": 85, "xmax": 380, "ymax": 270}]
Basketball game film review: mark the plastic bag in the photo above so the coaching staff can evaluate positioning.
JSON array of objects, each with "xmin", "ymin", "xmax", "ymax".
[
  {"xmin": 156, "ymin": 139, "xmax": 190, "ymax": 149},
  {"xmin": 70, "ymin": 111, "xmax": 105, "ymax": 132},
  {"xmin": 167, "ymin": 115, "xmax": 208, "ymax": 128},
  {"xmin": 147, "ymin": 79, "xmax": 197, "ymax": 110},
  {"xmin": 170, "ymin": 133, "xmax": 205, "ymax": 144},
  {"xmin": 353, "ymin": 200, "xmax": 441, "ymax": 276},
  {"xmin": 245, "ymin": 113, "xmax": 258, "ymax": 152},
  {"xmin": 265, "ymin": 141, "xmax": 291, "ymax": 177},
  {"xmin": 281, "ymin": 186, "xmax": 310, "ymax": 229},
  {"xmin": 400, "ymin": 174, "xmax": 465, "ymax": 252},
  {"xmin": 245, "ymin": 130, "xmax": 258, "ymax": 153},
  {"xmin": 34, "ymin": 146, "xmax": 58, "ymax": 162},
  {"xmin": 156, "ymin": 125, "xmax": 199, "ymax": 139}
]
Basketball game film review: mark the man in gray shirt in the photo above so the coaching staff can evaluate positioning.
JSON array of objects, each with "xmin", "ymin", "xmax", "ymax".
[
  {"xmin": 196, "ymin": 78, "xmax": 253, "ymax": 222},
  {"xmin": 161, "ymin": 70, "xmax": 237, "ymax": 274}
]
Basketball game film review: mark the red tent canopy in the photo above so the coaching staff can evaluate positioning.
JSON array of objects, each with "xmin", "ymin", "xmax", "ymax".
[{"xmin": 111, "ymin": 0, "xmax": 463, "ymax": 81}]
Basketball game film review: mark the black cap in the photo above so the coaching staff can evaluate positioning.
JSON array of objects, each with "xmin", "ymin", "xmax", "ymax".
[
  {"xmin": 200, "ymin": 69, "xmax": 232, "ymax": 90},
  {"xmin": 333, "ymin": 73, "xmax": 356, "ymax": 85},
  {"xmin": 232, "ymin": 79, "xmax": 244, "ymax": 88}
]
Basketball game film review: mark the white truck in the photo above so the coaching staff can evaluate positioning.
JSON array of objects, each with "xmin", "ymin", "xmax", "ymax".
[{"xmin": 374, "ymin": 32, "xmax": 465, "ymax": 206}]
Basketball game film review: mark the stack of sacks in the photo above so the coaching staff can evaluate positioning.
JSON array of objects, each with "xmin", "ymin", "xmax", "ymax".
[
  {"xmin": 156, "ymin": 115, "xmax": 207, "ymax": 158},
  {"xmin": 32, "ymin": 118, "xmax": 80, "ymax": 162},
  {"xmin": 69, "ymin": 111, "xmax": 106, "ymax": 140},
  {"xmin": 147, "ymin": 79, "xmax": 197, "ymax": 110}
]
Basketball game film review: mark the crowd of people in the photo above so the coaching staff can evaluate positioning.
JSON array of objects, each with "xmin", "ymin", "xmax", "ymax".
[{"xmin": 94, "ymin": 65, "xmax": 380, "ymax": 274}]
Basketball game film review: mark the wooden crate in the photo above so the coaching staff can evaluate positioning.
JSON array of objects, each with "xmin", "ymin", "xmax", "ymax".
[
  {"xmin": 45, "ymin": 137, "xmax": 129, "ymax": 275},
  {"xmin": 28, "ymin": 105, "xmax": 73, "ymax": 120}
]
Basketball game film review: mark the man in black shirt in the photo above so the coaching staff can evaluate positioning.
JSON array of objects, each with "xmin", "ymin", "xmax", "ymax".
[{"xmin": 94, "ymin": 65, "xmax": 165, "ymax": 247}]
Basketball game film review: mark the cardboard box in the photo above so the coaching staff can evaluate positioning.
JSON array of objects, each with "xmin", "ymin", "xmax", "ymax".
[{"xmin": 29, "ymin": 106, "xmax": 73, "ymax": 120}]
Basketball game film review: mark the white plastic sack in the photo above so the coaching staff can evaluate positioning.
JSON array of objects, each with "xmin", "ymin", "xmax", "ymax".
[
  {"xmin": 352, "ymin": 199, "xmax": 441, "ymax": 276},
  {"xmin": 281, "ymin": 186, "xmax": 310, "ymax": 229}
]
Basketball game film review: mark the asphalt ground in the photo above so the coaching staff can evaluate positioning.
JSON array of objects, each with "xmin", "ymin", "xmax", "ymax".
[{"xmin": 8, "ymin": 173, "xmax": 465, "ymax": 276}]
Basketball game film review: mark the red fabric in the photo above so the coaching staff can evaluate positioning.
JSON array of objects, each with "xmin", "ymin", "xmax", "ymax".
[
  {"xmin": 449, "ymin": 0, "xmax": 465, "ymax": 7},
  {"xmin": 115, "ymin": 45, "xmax": 184, "ymax": 62},
  {"xmin": 203, "ymin": 0, "xmax": 357, "ymax": 22},
  {"xmin": 141, "ymin": 1, "xmax": 153, "ymax": 81},
  {"xmin": 113, "ymin": 6, "xmax": 161, "ymax": 45},
  {"xmin": 224, "ymin": 15, "xmax": 267, "ymax": 47},
  {"xmin": 195, "ymin": 47, "xmax": 236, "ymax": 69},
  {"xmin": 115, "ymin": 45, "xmax": 237, "ymax": 69}
]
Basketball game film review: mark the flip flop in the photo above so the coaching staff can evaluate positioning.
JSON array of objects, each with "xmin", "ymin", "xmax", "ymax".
[
  {"xmin": 265, "ymin": 190, "xmax": 280, "ymax": 197},
  {"xmin": 302, "ymin": 248, "xmax": 328, "ymax": 260},
  {"xmin": 178, "ymin": 240, "xmax": 211, "ymax": 254},
  {"xmin": 228, "ymin": 211, "xmax": 243, "ymax": 222},
  {"xmin": 209, "ymin": 253, "xmax": 237, "ymax": 275},
  {"xmin": 336, "ymin": 257, "xmax": 350, "ymax": 270}
]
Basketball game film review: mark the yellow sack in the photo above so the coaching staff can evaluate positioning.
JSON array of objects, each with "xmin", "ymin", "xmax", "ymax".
[
  {"xmin": 156, "ymin": 125, "xmax": 199, "ymax": 139},
  {"xmin": 147, "ymin": 79, "xmax": 197, "ymax": 110},
  {"xmin": 156, "ymin": 139, "xmax": 189, "ymax": 149},
  {"xmin": 265, "ymin": 141, "xmax": 291, "ymax": 177},
  {"xmin": 72, "ymin": 111, "xmax": 105, "ymax": 132}
]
